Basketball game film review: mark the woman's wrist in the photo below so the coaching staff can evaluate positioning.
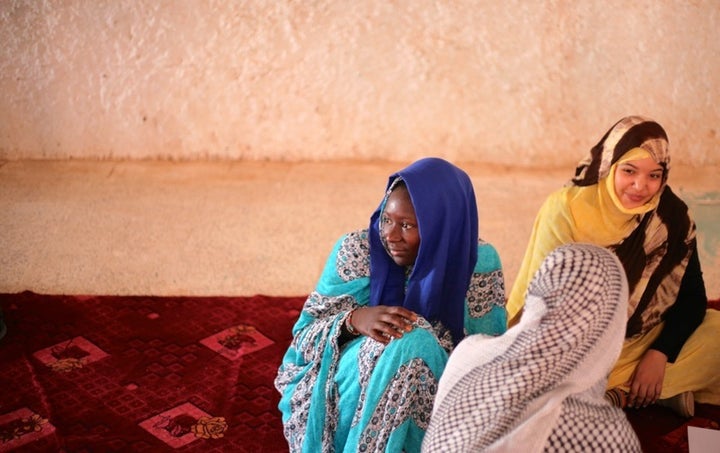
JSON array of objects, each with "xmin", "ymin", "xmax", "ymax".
[{"xmin": 346, "ymin": 308, "xmax": 360, "ymax": 336}]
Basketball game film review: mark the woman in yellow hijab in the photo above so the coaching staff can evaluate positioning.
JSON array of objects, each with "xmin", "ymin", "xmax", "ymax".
[{"xmin": 507, "ymin": 115, "xmax": 720, "ymax": 417}]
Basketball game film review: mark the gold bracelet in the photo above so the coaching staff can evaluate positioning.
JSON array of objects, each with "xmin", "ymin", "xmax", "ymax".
[{"xmin": 346, "ymin": 308, "xmax": 360, "ymax": 335}]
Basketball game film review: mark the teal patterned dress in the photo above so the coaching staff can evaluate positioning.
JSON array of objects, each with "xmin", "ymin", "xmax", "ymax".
[{"xmin": 275, "ymin": 229, "xmax": 506, "ymax": 452}]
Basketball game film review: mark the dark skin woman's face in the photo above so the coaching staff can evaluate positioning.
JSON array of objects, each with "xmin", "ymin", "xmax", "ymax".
[{"xmin": 380, "ymin": 185, "xmax": 420, "ymax": 267}]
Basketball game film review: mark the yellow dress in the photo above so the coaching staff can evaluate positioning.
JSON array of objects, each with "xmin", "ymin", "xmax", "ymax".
[{"xmin": 608, "ymin": 310, "xmax": 720, "ymax": 403}]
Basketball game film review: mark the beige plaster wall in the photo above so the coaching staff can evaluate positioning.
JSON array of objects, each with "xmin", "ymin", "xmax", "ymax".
[{"xmin": 1, "ymin": 0, "xmax": 719, "ymax": 166}]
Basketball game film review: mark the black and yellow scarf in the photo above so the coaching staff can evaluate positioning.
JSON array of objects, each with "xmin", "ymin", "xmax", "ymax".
[{"xmin": 508, "ymin": 116, "xmax": 696, "ymax": 337}]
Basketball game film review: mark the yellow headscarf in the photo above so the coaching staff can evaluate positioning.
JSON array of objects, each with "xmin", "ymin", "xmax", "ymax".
[{"xmin": 570, "ymin": 147, "xmax": 661, "ymax": 244}]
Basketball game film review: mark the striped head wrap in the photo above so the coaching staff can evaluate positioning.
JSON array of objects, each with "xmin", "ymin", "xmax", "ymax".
[
  {"xmin": 571, "ymin": 115, "xmax": 670, "ymax": 187},
  {"xmin": 571, "ymin": 116, "xmax": 695, "ymax": 336}
]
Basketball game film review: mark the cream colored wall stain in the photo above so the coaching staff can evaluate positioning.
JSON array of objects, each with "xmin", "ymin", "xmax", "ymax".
[{"xmin": 1, "ymin": 1, "xmax": 719, "ymax": 165}]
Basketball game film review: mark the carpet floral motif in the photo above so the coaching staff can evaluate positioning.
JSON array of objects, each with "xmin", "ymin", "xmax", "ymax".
[
  {"xmin": 139, "ymin": 402, "xmax": 228, "ymax": 448},
  {"xmin": 32, "ymin": 336, "xmax": 109, "ymax": 372},
  {"xmin": 200, "ymin": 324, "xmax": 274, "ymax": 360},
  {"xmin": 0, "ymin": 408, "xmax": 55, "ymax": 452}
]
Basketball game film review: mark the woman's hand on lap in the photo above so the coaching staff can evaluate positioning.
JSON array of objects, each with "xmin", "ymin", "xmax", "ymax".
[
  {"xmin": 627, "ymin": 349, "xmax": 667, "ymax": 407},
  {"xmin": 352, "ymin": 306, "xmax": 418, "ymax": 344}
]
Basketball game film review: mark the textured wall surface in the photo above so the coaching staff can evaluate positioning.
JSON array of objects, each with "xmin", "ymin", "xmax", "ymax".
[{"xmin": 1, "ymin": 0, "xmax": 719, "ymax": 165}]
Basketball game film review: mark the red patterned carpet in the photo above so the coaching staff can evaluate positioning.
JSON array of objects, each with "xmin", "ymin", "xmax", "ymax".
[
  {"xmin": 0, "ymin": 293, "xmax": 718, "ymax": 452},
  {"xmin": 0, "ymin": 292, "xmax": 304, "ymax": 452}
]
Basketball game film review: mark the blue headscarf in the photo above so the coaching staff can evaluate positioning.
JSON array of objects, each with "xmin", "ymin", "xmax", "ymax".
[{"xmin": 369, "ymin": 157, "xmax": 479, "ymax": 344}]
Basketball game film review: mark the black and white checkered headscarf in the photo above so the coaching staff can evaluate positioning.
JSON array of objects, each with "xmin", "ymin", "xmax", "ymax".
[{"xmin": 422, "ymin": 244, "xmax": 641, "ymax": 452}]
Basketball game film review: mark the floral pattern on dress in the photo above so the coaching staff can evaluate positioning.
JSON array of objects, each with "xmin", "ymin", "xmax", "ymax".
[{"xmin": 358, "ymin": 358, "xmax": 438, "ymax": 452}]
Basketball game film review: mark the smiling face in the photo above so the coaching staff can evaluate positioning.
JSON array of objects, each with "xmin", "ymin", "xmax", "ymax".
[
  {"xmin": 613, "ymin": 156, "xmax": 664, "ymax": 209},
  {"xmin": 380, "ymin": 184, "xmax": 420, "ymax": 267}
]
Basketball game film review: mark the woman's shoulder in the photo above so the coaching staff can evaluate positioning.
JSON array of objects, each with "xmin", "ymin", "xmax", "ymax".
[
  {"xmin": 545, "ymin": 185, "xmax": 576, "ymax": 204},
  {"xmin": 532, "ymin": 186, "xmax": 577, "ymax": 221},
  {"xmin": 334, "ymin": 229, "xmax": 370, "ymax": 249},
  {"xmin": 475, "ymin": 239, "xmax": 503, "ymax": 273},
  {"xmin": 331, "ymin": 229, "xmax": 371, "ymax": 281}
]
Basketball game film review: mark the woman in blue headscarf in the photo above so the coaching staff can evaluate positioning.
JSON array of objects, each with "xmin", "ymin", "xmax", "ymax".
[{"xmin": 275, "ymin": 158, "xmax": 507, "ymax": 452}]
